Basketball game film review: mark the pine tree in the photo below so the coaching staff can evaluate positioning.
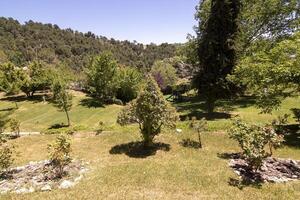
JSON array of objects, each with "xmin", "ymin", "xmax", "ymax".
[{"xmin": 194, "ymin": 0, "xmax": 240, "ymax": 113}]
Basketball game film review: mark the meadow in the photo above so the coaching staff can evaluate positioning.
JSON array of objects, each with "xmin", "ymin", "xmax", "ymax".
[{"xmin": 1, "ymin": 92, "xmax": 300, "ymax": 199}]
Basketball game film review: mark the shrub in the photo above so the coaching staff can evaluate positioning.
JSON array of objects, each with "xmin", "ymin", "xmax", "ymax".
[
  {"xmin": 228, "ymin": 119, "xmax": 283, "ymax": 171},
  {"xmin": 291, "ymin": 108, "xmax": 300, "ymax": 123},
  {"xmin": 48, "ymin": 135, "xmax": 72, "ymax": 177},
  {"xmin": 9, "ymin": 118, "xmax": 20, "ymax": 138},
  {"xmin": 0, "ymin": 135, "xmax": 14, "ymax": 172},
  {"xmin": 115, "ymin": 67, "xmax": 142, "ymax": 103},
  {"xmin": 117, "ymin": 76, "xmax": 178, "ymax": 147}
]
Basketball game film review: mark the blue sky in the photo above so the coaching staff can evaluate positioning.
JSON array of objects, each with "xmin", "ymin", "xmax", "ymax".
[{"xmin": 0, "ymin": 0, "xmax": 199, "ymax": 44}]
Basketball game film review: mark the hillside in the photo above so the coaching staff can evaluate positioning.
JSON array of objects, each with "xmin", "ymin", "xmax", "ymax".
[{"xmin": 0, "ymin": 17, "xmax": 178, "ymax": 70}]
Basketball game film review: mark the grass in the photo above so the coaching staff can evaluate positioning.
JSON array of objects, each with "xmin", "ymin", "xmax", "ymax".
[
  {"xmin": 1, "ymin": 92, "xmax": 300, "ymax": 199},
  {"xmin": 2, "ymin": 128, "xmax": 300, "ymax": 199},
  {"xmin": 0, "ymin": 92, "xmax": 122, "ymax": 132}
]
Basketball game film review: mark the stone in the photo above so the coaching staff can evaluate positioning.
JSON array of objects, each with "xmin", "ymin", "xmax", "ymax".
[
  {"xmin": 59, "ymin": 180, "xmax": 75, "ymax": 189},
  {"xmin": 41, "ymin": 185, "xmax": 52, "ymax": 191},
  {"xmin": 176, "ymin": 129, "xmax": 182, "ymax": 133},
  {"xmin": 15, "ymin": 187, "xmax": 31, "ymax": 194},
  {"xmin": 74, "ymin": 175, "xmax": 83, "ymax": 182}
]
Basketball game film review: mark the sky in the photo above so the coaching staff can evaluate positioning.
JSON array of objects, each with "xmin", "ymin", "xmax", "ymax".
[{"xmin": 0, "ymin": 0, "xmax": 199, "ymax": 44}]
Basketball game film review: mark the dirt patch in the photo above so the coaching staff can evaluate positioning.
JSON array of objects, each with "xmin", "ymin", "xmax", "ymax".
[
  {"xmin": 229, "ymin": 156, "xmax": 300, "ymax": 183},
  {"xmin": 0, "ymin": 160, "xmax": 88, "ymax": 194}
]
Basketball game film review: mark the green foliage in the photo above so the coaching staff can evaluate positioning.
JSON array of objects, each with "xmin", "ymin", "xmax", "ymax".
[
  {"xmin": 291, "ymin": 108, "xmax": 300, "ymax": 123},
  {"xmin": 52, "ymin": 80, "xmax": 73, "ymax": 126},
  {"xmin": 9, "ymin": 118, "xmax": 20, "ymax": 138},
  {"xmin": 0, "ymin": 125, "xmax": 14, "ymax": 172},
  {"xmin": 48, "ymin": 134, "xmax": 72, "ymax": 177},
  {"xmin": 151, "ymin": 59, "xmax": 178, "ymax": 93},
  {"xmin": 229, "ymin": 119, "xmax": 284, "ymax": 170},
  {"xmin": 21, "ymin": 61, "xmax": 51, "ymax": 97},
  {"xmin": 115, "ymin": 67, "xmax": 142, "ymax": 103},
  {"xmin": 196, "ymin": 0, "xmax": 300, "ymax": 55},
  {"xmin": 0, "ymin": 62, "xmax": 25, "ymax": 95},
  {"xmin": 85, "ymin": 53, "xmax": 118, "ymax": 102},
  {"xmin": 193, "ymin": 0, "xmax": 240, "ymax": 113},
  {"xmin": 0, "ymin": 17, "xmax": 176, "ymax": 70},
  {"xmin": 229, "ymin": 32, "xmax": 300, "ymax": 113},
  {"xmin": 117, "ymin": 77, "xmax": 179, "ymax": 146}
]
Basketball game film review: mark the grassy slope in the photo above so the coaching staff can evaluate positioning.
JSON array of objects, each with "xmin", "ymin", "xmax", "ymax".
[
  {"xmin": 0, "ymin": 93, "xmax": 122, "ymax": 132},
  {"xmin": 2, "ymin": 129, "xmax": 300, "ymax": 200},
  {"xmin": 1, "ymin": 94, "xmax": 300, "ymax": 199}
]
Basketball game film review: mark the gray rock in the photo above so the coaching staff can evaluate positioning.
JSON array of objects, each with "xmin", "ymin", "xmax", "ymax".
[
  {"xmin": 59, "ymin": 180, "xmax": 75, "ymax": 189},
  {"xmin": 41, "ymin": 185, "xmax": 52, "ymax": 191}
]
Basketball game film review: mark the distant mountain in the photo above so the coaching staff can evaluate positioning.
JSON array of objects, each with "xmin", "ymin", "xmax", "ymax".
[{"xmin": 0, "ymin": 17, "xmax": 178, "ymax": 71}]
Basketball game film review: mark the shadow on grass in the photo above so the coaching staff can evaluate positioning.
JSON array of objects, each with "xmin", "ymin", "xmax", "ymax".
[
  {"xmin": 79, "ymin": 97, "xmax": 104, "ymax": 108},
  {"xmin": 228, "ymin": 177, "xmax": 263, "ymax": 190},
  {"xmin": 217, "ymin": 152, "xmax": 263, "ymax": 189},
  {"xmin": 281, "ymin": 124, "xmax": 300, "ymax": 148},
  {"xmin": 0, "ymin": 94, "xmax": 50, "ymax": 104},
  {"xmin": 109, "ymin": 141, "xmax": 171, "ymax": 158},
  {"xmin": 179, "ymin": 111, "xmax": 232, "ymax": 121},
  {"xmin": 48, "ymin": 123, "xmax": 69, "ymax": 129},
  {"xmin": 174, "ymin": 96, "xmax": 256, "ymax": 121},
  {"xmin": 217, "ymin": 152, "xmax": 242, "ymax": 160},
  {"xmin": 0, "ymin": 108, "xmax": 15, "ymax": 112},
  {"xmin": 179, "ymin": 139, "xmax": 201, "ymax": 149}
]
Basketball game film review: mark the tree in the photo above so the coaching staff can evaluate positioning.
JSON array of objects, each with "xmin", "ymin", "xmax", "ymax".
[
  {"xmin": 0, "ymin": 62, "xmax": 25, "ymax": 108},
  {"xmin": 52, "ymin": 80, "xmax": 73, "ymax": 127},
  {"xmin": 85, "ymin": 53, "xmax": 118, "ymax": 102},
  {"xmin": 196, "ymin": 0, "xmax": 299, "ymax": 56},
  {"xmin": 115, "ymin": 67, "xmax": 142, "ymax": 103},
  {"xmin": 48, "ymin": 134, "xmax": 71, "ymax": 178},
  {"xmin": 21, "ymin": 61, "xmax": 51, "ymax": 97},
  {"xmin": 117, "ymin": 76, "xmax": 178, "ymax": 147},
  {"xmin": 193, "ymin": 0, "xmax": 240, "ymax": 113},
  {"xmin": 189, "ymin": 117, "xmax": 207, "ymax": 148},
  {"xmin": 229, "ymin": 32, "xmax": 300, "ymax": 113},
  {"xmin": 151, "ymin": 59, "xmax": 178, "ymax": 93}
]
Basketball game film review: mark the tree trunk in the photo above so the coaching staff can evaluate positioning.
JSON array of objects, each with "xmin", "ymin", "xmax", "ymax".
[
  {"xmin": 197, "ymin": 130, "xmax": 202, "ymax": 148},
  {"xmin": 14, "ymin": 101, "xmax": 18, "ymax": 109},
  {"xmin": 65, "ymin": 109, "xmax": 71, "ymax": 127},
  {"xmin": 206, "ymin": 97, "xmax": 215, "ymax": 114}
]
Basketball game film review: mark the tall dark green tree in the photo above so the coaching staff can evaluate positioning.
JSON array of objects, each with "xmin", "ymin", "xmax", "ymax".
[{"xmin": 194, "ymin": 0, "xmax": 240, "ymax": 113}]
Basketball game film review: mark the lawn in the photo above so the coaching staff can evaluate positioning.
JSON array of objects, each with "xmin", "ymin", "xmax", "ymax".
[{"xmin": 1, "ymin": 93, "xmax": 300, "ymax": 199}]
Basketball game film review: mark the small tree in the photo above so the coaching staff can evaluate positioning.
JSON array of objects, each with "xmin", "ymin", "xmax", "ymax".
[
  {"xmin": 9, "ymin": 118, "xmax": 20, "ymax": 138},
  {"xmin": 52, "ymin": 81, "xmax": 73, "ymax": 127},
  {"xmin": 0, "ymin": 132, "xmax": 14, "ymax": 172},
  {"xmin": 0, "ymin": 62, "xmax": 25, "ymax": 109},
  {"xmin": 85, "ymin": 53, "xmax": 118, "ymax": 102},
  {"xmin": 229, "ymin": 119, "xmax": 283, "ymax": 171},
  {"xmin": 117, "ymin": 76, "xmax": 178, "ymax": 147},
  {"xmin": 189, "ymin": 117, "xmax": 207, "ymax": 148},
  {"xmin": 48, "ymin": 134, "xmax": 71, "ymax": 178}
]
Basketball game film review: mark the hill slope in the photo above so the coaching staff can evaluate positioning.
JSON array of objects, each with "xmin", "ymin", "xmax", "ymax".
[{"xmin": 0, "ymin": 17, "xmax": 178, "ymax": 70}]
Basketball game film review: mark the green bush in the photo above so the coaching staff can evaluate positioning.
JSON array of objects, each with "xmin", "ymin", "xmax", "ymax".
[
  {"xmin": 117, "ymin": 76, "xmax": 178, "ymax": 147},
  {"xmin": 0, "ymin": 135, "xmax": 14, "ymax": 172},
  {"xmin": 228, "ymin": 119, "xmax": 283, "ymax": 171},
  {"xmin": 115, "ymin": 67, "xmax": 142, "ymax": 103},
  {"xmin": 291, "ymin": 108, "xmax": 300, "ymax": 123},
  {"xmin": 48, "ymin": 135, "xmax": 72, "ymax": 178}
]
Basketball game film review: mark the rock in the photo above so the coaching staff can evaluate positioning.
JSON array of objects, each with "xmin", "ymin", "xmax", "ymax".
[
  {"xmin": 59, "ymin": 180, "xmax": 75, "ymax": 189},
  {"xmin": 15, "ymin": 187, "xmax": 31, "ymax": 194},
  {"xmin": 176, "ymin": 129, "xmax": 182, "ymax": 133},
  {"xmin": 41, "ymin": 185, "xmax": 52, "ymax": 191},
  {"xmin": 74, "ymin": 175, "xmax": 83, "ymax": 182}
]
